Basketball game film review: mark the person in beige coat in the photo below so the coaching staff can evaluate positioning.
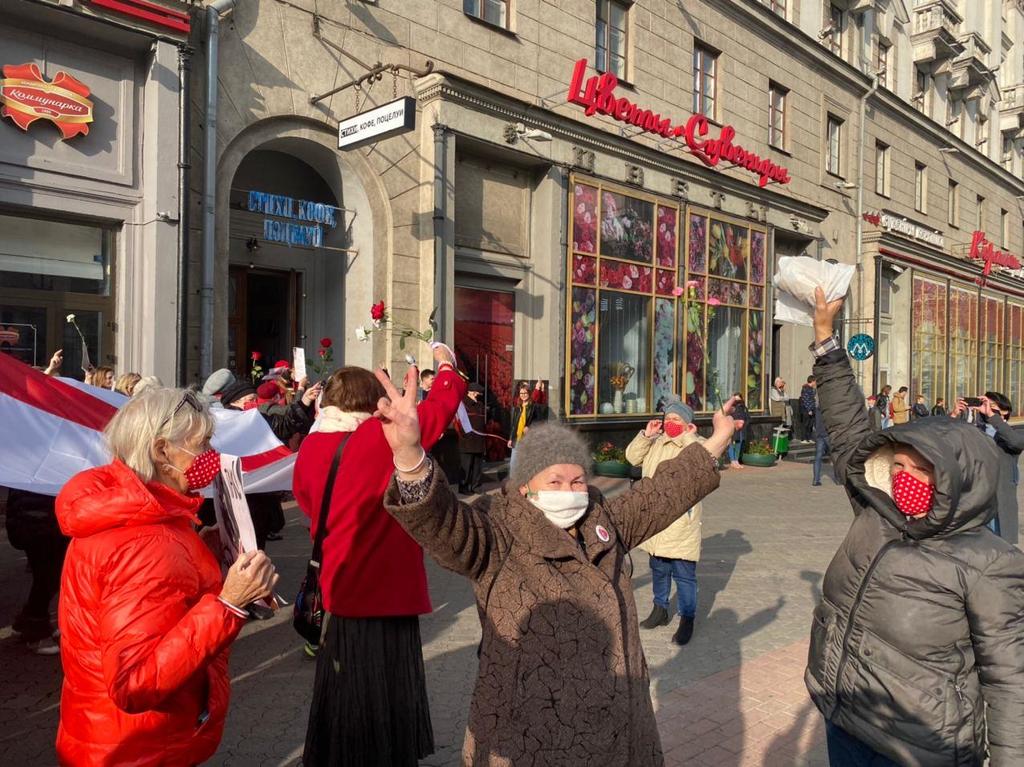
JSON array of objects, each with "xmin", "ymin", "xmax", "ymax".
[
  {"xmin": 626, "ymin": 400, "xmax": 705, "ymax": 645},
  {"xmin": 374, "ymin": 365, "xmax": 742, "ymax": 766}
]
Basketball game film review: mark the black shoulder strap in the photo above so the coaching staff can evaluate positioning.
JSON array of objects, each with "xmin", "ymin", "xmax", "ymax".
[{"xmin": 311, "ymin": 434, "xmax": 349, "ymax": 567}]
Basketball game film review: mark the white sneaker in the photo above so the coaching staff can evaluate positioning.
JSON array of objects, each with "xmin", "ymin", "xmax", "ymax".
[{"xmin": 27, "ymin": 637, "xmax": 60, "ymax": 656}]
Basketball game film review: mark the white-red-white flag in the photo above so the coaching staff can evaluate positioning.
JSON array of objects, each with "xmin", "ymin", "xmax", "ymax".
[{"xmin": 0, "ymin": 352, "xmax": 296, "ymax": 496}]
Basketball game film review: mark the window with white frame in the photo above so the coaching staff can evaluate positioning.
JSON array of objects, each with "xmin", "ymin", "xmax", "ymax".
[
  {"xmin": 463, "ymin": 0, "xmax": 509, "ymax": 29},
  {"xmin": 875, "ymin": 141, "xmax": 890, "ymax": 197},
  {"xmin": 915, "ymin": 163, "xmax": 927, "ymax": 214},
  {"xmin": 693, "ymin": 43, "xmax": 718, "ymax": 119},
  {"xmin": 595, "ymin": 0, "xmax": 628, "ymax": 79},
  {"xmin": 876, "ymin": 40, "xmax": 891, "ymax": 88},
  {"xmin": 826, "ymin": 114, "xmax": 843, "ymax": 176},
  {"xmin": 827, "ymin": 3, "xmax": 845, "ymax": 57},
  {"xmin": 913, "ymin": 67, "xmax": 928, "ymax": 112},
  {"xmin": 948, "ymin": 180, "xmax": 959, "ymax": 228},
  {"xmin": 769, "ymin": 83, "xmax": 787, "ymax": 149}
]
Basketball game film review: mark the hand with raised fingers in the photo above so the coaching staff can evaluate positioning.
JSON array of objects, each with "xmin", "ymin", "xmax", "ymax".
[{"xmin": 374, "ymin": 366, "xmax": 428, "ymax": 479}]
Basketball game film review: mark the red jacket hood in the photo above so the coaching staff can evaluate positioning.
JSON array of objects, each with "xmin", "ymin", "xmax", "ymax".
[{"xmin": 57, "ymin": 460, "xmax": 203, "ymax": 539}]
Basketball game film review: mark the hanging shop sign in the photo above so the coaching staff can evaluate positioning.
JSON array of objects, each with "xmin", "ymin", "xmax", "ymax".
[
  {"xmin": 969, "ymin": 230, "xmax": 1021, "ymax": 279},
  {"xmin": 847, "ymin": 334, "xmax": 875, "ymax": 361},
  {"xmin": 565, "ymin": 59, "xmax": 791, "ymax": 188},
  {"xmin": 862, "ymin": 211, "xmax": 944, "ymax": 249},
  {"xmin": 246, "ymin": 190, "xmax": 339, "ymax": 248},
  {"xmin": 337, "ymin": 96, "xmax": 416, "ymax": 151},
  {"xmin": 0, "ymin": 63, "xmax": 93, "ymax": 140}
]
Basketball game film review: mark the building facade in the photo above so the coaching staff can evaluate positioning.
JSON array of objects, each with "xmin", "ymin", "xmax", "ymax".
[
  {"xmin": 6, "ymin": 0, "xmax": 1024, "ymax": 441},
  {"xmin": 0, "ymin": 0, "xmax": 191, "ymax": 384}
]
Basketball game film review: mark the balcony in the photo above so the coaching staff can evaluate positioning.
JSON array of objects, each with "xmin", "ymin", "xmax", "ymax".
[
  {"xmin": 949, "ymin": 32, "xmax": 994, "ymax": 95},
  {"xmin": 911, "ymin": 0, "xmax": 964, "ymax": 65},
  {"xmin": 1001, "ymin": 84, "xmax": 1024, "ymax": 133}
]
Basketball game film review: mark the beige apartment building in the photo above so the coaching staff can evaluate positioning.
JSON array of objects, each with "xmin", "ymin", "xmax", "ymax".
[{"xmin": 187, "ymin": 0, "xmax": 1024, "ymax": 440}]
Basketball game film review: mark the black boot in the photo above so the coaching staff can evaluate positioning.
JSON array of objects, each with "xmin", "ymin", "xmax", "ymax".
[
  {"xmin": 672, "ymin": 616, "xmax": 695, "ymax": 646},
  {"xmin": 640, "ymin": 605, "xmax": 671, "ymax": 629}
]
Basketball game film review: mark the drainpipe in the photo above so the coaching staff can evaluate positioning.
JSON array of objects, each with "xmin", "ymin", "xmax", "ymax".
[
  {"xmin": 199, "ymin": 0, "xmax": 236, "ymax": 379},
  {"xmin": 176, "ymin": 44, "xmax": 192, "ymax": 386},
  {"xmin": 854, "ymin": 67, "xmax": 877, "ymax": 388},
  {"xmin": 432, "ymin": 123, "xmax": 448, "ymax": 344}
]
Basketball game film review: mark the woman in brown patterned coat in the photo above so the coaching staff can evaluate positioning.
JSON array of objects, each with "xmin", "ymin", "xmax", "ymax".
[{"xmin": 372, "ymin": 366, "xmax": 741, "ymax": 766}]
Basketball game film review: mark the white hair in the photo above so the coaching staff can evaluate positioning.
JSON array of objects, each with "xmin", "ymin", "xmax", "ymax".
[
  {"xmin": 131, "ymin": 375, "xmax": 163, "ymax": 397},
  {"xmin": 104, "ymin": 387, "xmax": 214, "ymax": 483}
]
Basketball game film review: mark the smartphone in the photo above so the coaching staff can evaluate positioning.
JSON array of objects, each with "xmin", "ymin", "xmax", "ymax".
[{"xmin": 963, "ymin": 397, "xmax": 983, "ymax": 408}]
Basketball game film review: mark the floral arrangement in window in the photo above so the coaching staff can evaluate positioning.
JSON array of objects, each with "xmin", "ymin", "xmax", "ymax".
[
  {"xmin": 573, "ymin": 184, "xmax": 597, "ymax": 254},
  {"xmin": 608, "ymin": 362, "xmax": 635, "ymax": 392},
  {"xmin": 682, "ymin": 279, "xmax": 725, "ymax": 410},
  {"xmin": 600, "ymin": 192, "xmax": 653, "ymax": 263},
  {"xmin": 593, "ymin": 440, "xmax": 627, "ymax": 464},
  {"xmin": 709, "ymin": 220, "xmax": 747, "ymax": 279},
  {"xmin": 249, "ymin": 351, "xmax": 263, "ymax": 383},
  {"xmin": 355, "ymin": 300, "xmax": 437, "ymax": 350}
]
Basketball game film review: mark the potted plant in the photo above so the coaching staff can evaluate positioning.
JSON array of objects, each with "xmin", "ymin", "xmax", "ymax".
[
  {"xmin": 593, "ymin": 441, "xmax": 631, "ymax": 478},
  {"xmin": 741, "ymin": 438, "xmax": 777, "ymax": 467}
]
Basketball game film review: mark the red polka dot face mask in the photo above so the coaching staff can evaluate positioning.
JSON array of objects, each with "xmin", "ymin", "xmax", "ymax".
[
  {"xmin": 174, "ymin": 446, "xmax": 222, "ymax": 492},
  {"xmin": 891, "ymin": 470, "xmax": 934, "ymax": 517}
]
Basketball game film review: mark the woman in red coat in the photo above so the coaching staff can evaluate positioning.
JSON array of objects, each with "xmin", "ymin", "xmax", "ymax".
[
  {"xmin": 294, "ymin": 344, "xmax": 466, "ymax": 766},
  {"xmin": 55, "ymin": 388, "xmax": 279, "ymax": 766}
]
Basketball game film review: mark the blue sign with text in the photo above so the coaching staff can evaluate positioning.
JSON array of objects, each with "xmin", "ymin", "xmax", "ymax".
[{"xmin": 847, "ymin": 334, "xmax": 875, "ymax": 361}]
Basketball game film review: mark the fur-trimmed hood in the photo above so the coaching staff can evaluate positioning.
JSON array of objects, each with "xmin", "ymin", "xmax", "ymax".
[{"xmin": 846, "ymin": 416, "xmax": 1000, "ymax": 539}]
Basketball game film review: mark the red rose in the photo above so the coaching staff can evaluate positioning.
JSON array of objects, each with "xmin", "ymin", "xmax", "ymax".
[
  {"xmin": 320, "ymin": 337, "xmax": 332, "ymax": 349},
  {"xmin": 319, "ymin": 349, "xmax": 326, "ymax": 358},
  {"xmin": 250, "ymin": 351, "xmax": 262, "ymax": 361},
  {"xmin": 370, "ymin": 300, "xmax": 386, "ymax": 321}
]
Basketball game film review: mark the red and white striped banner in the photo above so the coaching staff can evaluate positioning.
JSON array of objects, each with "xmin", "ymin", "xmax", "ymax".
[{"xmin": 0, "ymin": 353, "xmax": 295, "ymax": 496}]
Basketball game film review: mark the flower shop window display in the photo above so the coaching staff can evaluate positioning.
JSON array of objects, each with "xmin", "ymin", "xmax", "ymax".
[
  {"xmin": 567, "ymin": 178, "xmax": 680, "ymax": 417},
  {"xmin": 682, "ymin": 210, "xmax": 767, "ymax": 413},
  {"xmin": 565, "ymin": 175, "xmax": 768, "ymax": 418}
]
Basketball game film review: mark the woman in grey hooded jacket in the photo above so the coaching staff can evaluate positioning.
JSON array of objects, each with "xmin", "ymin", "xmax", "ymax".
[{"xmin": 805, "ymin": 289, "xmax": 1024, "ymax": 766}]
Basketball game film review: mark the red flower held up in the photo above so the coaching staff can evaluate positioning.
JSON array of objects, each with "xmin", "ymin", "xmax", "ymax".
[
  {"xmin": 370, "ymin": 301, "xmax": 386, "ymax": 321},
  {"xmin": 250, "ymin": 351, "xmax": 262, "ymax": 361},
  {"xmin": 320, "ymin": 337, "xmax": 332, "ymax": 349}
]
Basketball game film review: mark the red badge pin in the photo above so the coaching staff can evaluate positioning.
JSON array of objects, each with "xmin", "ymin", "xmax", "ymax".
[{"xmin": 595, "ymin": 524, "xmax": 610, "ymax": 542}]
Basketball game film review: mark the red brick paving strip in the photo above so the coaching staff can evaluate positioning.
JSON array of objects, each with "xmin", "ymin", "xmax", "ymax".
[{"xmin": 656, "ymin": 638, "xmax": 826, "ymax": 767}]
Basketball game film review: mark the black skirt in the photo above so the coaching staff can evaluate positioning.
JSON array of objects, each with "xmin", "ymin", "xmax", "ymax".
[{"xmin": 303, "ymin": 614, "xmax": 435, "ymax": 767}]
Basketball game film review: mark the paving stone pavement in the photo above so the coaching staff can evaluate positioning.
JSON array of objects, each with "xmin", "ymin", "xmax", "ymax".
[{"xmin": 0, "ymin": 460, "xmax": 886, "ymax": 765}]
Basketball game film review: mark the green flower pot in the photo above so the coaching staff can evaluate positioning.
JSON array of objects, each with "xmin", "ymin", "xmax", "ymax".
[
  {"xmin": 593, "ymin": 460, "xmax": 631, "ymax": 478},
  {"xmin": 740, "ymin": 453, "xmax": 777, "ymax": 467}
]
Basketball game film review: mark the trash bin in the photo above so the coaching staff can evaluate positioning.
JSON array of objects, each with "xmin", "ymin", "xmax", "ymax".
[{"xmin": 771, "ymin": 426, "xmax": 790, "ymax": 456}]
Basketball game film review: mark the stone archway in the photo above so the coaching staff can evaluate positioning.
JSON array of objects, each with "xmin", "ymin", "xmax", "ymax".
[{"xmin": 213, "ymin": 116, "xmax": 393, "ymax": 372}]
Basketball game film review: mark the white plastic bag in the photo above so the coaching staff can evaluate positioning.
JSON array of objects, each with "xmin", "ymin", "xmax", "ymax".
[{"xmin": 773, "ymin": 256, "xmax": 855, "ymax": 326}]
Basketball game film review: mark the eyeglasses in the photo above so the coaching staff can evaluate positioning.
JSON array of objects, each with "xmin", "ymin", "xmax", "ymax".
[{"xmin": 159, "ymin": 391, "xmax": 202, "ymax": 433}]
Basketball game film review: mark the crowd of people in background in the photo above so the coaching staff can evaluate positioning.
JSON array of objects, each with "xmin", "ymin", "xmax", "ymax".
[{"xmin": 4, "ymin": 306, "xmax": 1024, "ymax": 766}]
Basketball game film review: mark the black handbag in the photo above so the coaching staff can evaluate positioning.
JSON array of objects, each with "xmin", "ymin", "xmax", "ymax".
[{"xmin": 293, "ymin": 434, "xmax": 349, "ymax": 645}]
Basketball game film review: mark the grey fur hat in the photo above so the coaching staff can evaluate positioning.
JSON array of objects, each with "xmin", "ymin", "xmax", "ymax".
[
  {"xmin": 202, "ymin": 367, "xmax": 235, "ymax": 396},
  {"xmin": 508, "ymin": 422, "xmax": 593, "ymax": 489}
]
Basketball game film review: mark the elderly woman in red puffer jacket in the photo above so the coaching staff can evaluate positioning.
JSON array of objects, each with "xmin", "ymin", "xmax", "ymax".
[{"xmin": 56, "ymin": 388, "xmax": 279, "ymax": 766}]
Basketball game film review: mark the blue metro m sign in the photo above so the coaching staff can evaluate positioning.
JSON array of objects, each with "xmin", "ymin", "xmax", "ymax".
[{"xmin": 847, "ymin": 334, "xmax": 875, "ymax": 361}]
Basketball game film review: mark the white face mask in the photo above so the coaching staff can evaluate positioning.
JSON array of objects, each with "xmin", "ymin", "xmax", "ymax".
[{"xmin": 527, "ymin": 490, "xmax": 590, "ymax": 529}]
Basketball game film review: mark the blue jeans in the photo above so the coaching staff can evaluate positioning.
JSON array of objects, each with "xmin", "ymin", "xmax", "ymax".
[
  {"xmin": 825, "ymin": 721, "xmax": 900, "ymax": 766},
  {"xmin": 727, "ymin": 439, "xmax": 744, "ymax": 463},
  {"xmin": 813, "ymin": 436, "xmax": 830, "ymax": 484},
  {"xmin": 650, "ymin": 555, "xmax": 697, "ymax": 618}
]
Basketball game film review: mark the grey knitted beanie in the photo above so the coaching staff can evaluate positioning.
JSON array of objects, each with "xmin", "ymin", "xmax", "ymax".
[
  {"xmin": 663, "ymin": 400, "xmax": 694, "ymax": 424},
  {"xmin": 508, "ymin": 422, "xmax": 593, "ymax": 489},
  {"xmin": 202, "ymin": 367, "xmax": 235, "ymax": 396}
]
